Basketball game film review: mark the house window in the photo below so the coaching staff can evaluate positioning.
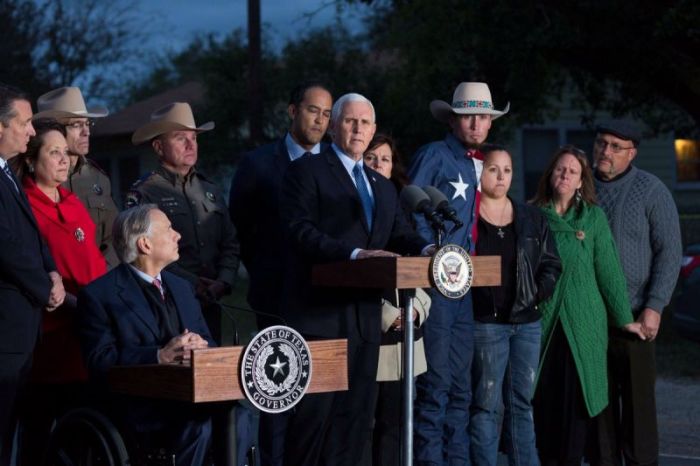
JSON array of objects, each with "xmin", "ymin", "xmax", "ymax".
[
  {"xmin": 675, "ymin": 139, "xmax": 700, "ymax": 183},
  {"xmin": 522, "ymin": 129, "xmax": 558, "ymax": 199}
]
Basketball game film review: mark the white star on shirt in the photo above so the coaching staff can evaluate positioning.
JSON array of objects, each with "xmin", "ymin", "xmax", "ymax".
[
  {"xmin": 449, "ymin": 173, "xmax": 469, "ymax": 200},
  {"xmin": 270, "ymin": 357, "xmax": 287, "ymax": 378}
]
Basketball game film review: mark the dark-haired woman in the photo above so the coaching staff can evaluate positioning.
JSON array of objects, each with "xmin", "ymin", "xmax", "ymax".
[
  {"xmin": 12, "ymin": 119, "xmax": 107, "ymax": 465},
  {"xmin": 531, "ymin": 145, "xmax": 645, "ymax": 466},
  {"xmin": 469, "ymin": 145, "xmax": 561, "ymax": 466}
]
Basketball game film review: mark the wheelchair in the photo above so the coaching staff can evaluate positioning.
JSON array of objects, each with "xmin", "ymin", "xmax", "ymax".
[{"xmin": 41, "ymin": 407, "xmax": 178, "ymax": 466}]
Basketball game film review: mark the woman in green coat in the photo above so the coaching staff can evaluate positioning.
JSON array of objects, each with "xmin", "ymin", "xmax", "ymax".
[{"xmin": 530, "ymin": 145, "xmax": 645, "ymax": 466}]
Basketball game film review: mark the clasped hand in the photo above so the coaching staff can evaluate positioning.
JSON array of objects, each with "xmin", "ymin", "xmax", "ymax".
[{"xmin": 158, "ymin": 329, "xmax": 209, "ymax": 364}]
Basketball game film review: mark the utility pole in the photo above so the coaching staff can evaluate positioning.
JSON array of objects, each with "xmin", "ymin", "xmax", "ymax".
[{"xmin": 247, "ymin": 0, "xmax": 262, "ymax": 144}]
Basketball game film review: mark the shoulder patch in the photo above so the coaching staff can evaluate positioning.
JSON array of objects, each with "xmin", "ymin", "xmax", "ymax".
[
  {"xmin": 129, "ymin": 171, "xmax": 157, "ymax": 189},
  {"xmin": 125, "ymin": 190, "xmax": 142, "ymax": 208}
]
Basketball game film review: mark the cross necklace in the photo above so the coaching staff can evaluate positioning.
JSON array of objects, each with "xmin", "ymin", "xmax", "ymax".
[{"xmin": 480, "ymin": 200, "xmax": 510, "ymax": 239}]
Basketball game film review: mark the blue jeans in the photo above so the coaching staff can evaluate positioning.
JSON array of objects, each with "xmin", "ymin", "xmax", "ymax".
[
  {"xmin": 415, "ymin": 291, "xmax": 474, "ymax": 466},
  {"xmin": 469, "ymin": 321, "xmax": 541, "ymax": 466}
]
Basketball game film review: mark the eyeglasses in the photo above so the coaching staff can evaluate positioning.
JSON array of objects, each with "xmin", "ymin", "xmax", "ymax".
[
  {"xmin": 64, "ymin": 120, "xmax": 95, "ymax": 131},
  {"xmin": 594, "ymin": 138, "xmax": 634, "ymax": 154}
]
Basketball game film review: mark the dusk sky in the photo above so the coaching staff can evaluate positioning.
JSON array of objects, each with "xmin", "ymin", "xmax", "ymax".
[{"xmin": 141, "ymin": 0, "xmax": 372, "ymax": 52}]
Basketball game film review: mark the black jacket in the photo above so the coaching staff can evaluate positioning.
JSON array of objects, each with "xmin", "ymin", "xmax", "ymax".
[{"xmin": 474, "ymin": 200, "xmax": 562, "ymax": 323}]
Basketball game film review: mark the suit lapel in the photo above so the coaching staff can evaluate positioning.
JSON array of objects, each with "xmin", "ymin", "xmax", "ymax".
[
  {"xmin": 115, "ymin": 264, "xmax": 161, "ymax": 339},
  {"xmin": 0, "ymin": 171, "xmax": 39, "ymax": 227},
  {"xmin": 365, "ymin": 166, "xmax": 386, "ymax": 237},
  {"xmin": 323, "ymin": 148, "xmax": 372, "ymax": 233},
  {"xmin": 273, "ymin": 139, "xmax": 290, "ymax": 175}
]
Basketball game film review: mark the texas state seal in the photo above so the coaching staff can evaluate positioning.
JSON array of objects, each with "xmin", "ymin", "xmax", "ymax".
[{"xmin": 241, "ymin": 325, "xmax": 312, "ymax": 413}]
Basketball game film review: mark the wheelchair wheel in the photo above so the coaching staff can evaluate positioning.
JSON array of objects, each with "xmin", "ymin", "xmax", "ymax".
[{"xmin": 44, "ymin": 407, "xmax": 130, "ymax": 466}]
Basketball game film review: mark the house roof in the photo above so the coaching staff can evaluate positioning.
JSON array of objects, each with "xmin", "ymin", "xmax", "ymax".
[{"xmin": 92, "ymin": 81, "xmax": 206, "ymax": 137}]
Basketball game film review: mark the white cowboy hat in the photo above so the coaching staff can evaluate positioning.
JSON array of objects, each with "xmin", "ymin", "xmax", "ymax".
[
  {"xmin": 131, "ymin": 102, "xmax": 215, "ymax": 145},
  {"xmin": 34, "ymin": 86, "xmax": 109, "ymax": 119},
  {"xmin": 430, "ymin": 82, "xmax": 510, "ymax": 123}
]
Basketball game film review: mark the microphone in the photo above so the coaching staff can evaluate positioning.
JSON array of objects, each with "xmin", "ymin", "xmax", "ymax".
[
  {"xmin": 400, "ymin": 185, "xmax": 445, "ymax": 231},
  {"xmin": 422, "ymin": 186, "xmax": 464, "ymax": 229}
]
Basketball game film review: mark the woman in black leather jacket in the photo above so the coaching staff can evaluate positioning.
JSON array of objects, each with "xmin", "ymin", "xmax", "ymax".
[{"xmin": 468, "ymin": 145, "xmax": 561, "ymax": 466}]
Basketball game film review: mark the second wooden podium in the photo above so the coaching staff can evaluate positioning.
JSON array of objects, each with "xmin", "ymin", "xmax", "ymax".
[{"xmin": 312, "ymin": 255, "xmax": 501, "ymax": 466}]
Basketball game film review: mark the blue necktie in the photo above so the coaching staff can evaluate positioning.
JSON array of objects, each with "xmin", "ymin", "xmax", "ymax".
[
  {"xmin": 2, "ymin": 163, "xmax": 18, "ymax": 192},
  {"xmin": 352, "ymin": 163, "xmax": 374, "ymax": 230}
]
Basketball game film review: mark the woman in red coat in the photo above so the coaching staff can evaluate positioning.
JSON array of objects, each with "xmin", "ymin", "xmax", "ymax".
[{"xmin": 11, "ymin": 119, "xmax": 107, "ymax": 465}]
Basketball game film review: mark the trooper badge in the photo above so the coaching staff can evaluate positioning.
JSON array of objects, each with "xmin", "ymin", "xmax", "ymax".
[
  {"xmin": 430, "ymin": 244, "xmax": 474, "ymax": 299},
  {"xmin": 241, "ymin": 325, "xmax": 312, "ymax": 413}
]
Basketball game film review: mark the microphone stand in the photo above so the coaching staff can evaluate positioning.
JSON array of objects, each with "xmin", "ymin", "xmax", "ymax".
[
  {"xmin": 400, "ymin": 287, "xmax": 416, "ymax": 466},
  {"xmin": 401, "ymin": 220, "xmax": 444, "ymax": 465}
]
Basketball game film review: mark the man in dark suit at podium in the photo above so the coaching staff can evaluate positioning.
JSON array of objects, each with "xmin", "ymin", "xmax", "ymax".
[
  {"xmin": 0, "ymin": 84, "xmax": 65, "ymax": 466},
  {"xmin": 78, "ymin": 205, "xmax": 214, "ymax": 466},
  {"xmin": 229, "ymin": 81, "xmax": 333, "ymax": 466},
  {"xmin": 279, "ymin": 93, "xmax": 430, "ymax": 466}
]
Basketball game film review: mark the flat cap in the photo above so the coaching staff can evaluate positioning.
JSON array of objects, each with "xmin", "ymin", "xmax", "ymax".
[{"xmin": 595, "ymin": 120, "xmax": 642, "ymax": 147}]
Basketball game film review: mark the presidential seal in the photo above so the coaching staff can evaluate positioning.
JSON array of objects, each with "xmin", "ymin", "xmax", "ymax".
[
  {"xmin": 241, "ymin": 325, "xmax": 312, "ymax": 413},
  {"xmin": 430, "ymin": 244, "xmax": 474, "ymax": 299}
]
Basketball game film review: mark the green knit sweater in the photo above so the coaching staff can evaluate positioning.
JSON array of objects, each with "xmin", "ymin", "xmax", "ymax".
[{"xmin": 538, "ymin": 202, "xmax": 633, "ymax": 417}]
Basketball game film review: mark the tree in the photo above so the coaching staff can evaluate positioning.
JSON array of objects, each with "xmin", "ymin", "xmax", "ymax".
[
  {"xmin": 1, "ymin": 0, "xmax": 147, "ymax": 103},
  {"xmin": 348, "ymin": 0, "xmax": 700, "ymax": 146}
]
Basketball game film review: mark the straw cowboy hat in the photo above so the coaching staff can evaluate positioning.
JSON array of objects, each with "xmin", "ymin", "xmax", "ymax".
[
  {"xmin": 131, "ymin": 102, "xmax": 215, "ymax": 145},
  {"xmin": 430, "ymin": 82, "xmax": 510, "ymax": 123},
  {"xmin": 34, "ymin": 86, "xmax": 109, "ymax": 120}
]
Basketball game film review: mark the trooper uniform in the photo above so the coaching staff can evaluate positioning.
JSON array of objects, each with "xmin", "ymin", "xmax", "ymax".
[
  {"xmin": 63, "ymin": 156, "xmax": 119, "ymax": 269},
  {"xmin": 126, "ymin": 165, "xmax": 240, "ymax": 343}
]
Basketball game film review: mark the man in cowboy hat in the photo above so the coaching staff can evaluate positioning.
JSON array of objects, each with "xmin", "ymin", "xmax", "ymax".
[
  {"xmin": 127, "ymin": 102, "xmax": 240, "ymax": 345},
  {"xmin": 408, "ymin": 82, "xmax": 509, "ymax": 465},
  {"xmin": 34, "ymin": 86, "xmax": 119, "ymax": 268}
]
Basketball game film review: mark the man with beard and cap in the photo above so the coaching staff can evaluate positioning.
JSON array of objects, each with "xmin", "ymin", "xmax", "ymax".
[
  {"xmin": 34, "ymin": 87, "xmax": 119, "ymax": 268},
  {"xmin": 228, "ymin": 81, "xmax": 332, "ymax": 466},
  {"xmin": 591, "ymin": 121, "xmax": 681, "ymax": 466},
  {"xmin": 408, "ymin": 82, "xmax": 509, "ymax": 465}
]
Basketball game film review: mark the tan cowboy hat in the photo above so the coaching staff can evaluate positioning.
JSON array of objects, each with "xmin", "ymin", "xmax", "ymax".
[
  {"xmin": 430, "ymin": 82, "xmax": 510, "ymax": 123},
  {"xmin": 33, "ymin": 86, "xmax": 109, "ymax": 120},
  {"xmin": 131, "ymin": 102, "xmax": 215, "ymax": 145}
]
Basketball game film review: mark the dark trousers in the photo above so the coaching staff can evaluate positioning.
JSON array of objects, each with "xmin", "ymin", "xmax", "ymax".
[
  {"xmin": 594, "ymin": 330, "xmax": 658, "ymax": 466},
  {"xmin": 0, "ymin": 352, "xmax": 32, "ymax": 466},
  {"xmin": 283, "ymin": 329, "xmax": 379, "ymax": 466},
  {"xmin": 125, "ymin": 398, "xmax": 212, "ymax": 466},
  {"xmin": 372, "ymin": 380, "xmax": 402, "ymax": 466}
]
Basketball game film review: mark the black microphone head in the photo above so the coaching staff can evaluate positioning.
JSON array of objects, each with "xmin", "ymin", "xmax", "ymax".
[
  {"xmin": 400, "ymin": 185, "xmax": 432, "ymax": 213},
  {"xmin": 422, "ymin": 186, "xmax": 449, "ymax": 209}
]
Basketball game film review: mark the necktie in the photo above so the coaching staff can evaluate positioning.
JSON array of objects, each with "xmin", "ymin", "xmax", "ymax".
[
  {"xmin": 352, "ymin": 163, "xmax": 374, "ymax": 230},
  {"xmin": 2, "ymin": 163, "xmax": 18, "ymax": 192},
  {"xmin": 301, "ymin": 151, "xmax": 313, "ymax": 159},
  {"xmin": 152, "ymin": 278, "xmax": 165, "ymax": 301}
]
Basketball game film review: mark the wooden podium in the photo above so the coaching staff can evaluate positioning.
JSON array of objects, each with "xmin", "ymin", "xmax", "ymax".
[
  {"xmin": 311, "ymin": 255, "xmax": 500, "ymax": 466},
  {"xmin": 109, "ymin": 339, "xmax": 349, "ymax": 402}
]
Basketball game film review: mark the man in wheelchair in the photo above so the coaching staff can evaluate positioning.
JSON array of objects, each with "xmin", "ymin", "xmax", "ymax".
[{"xmin": 77, "ymin": 204, "xmax": 214, "ymax": 466}]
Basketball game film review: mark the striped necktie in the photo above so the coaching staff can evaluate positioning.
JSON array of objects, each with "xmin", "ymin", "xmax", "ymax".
[
  {"xmin": 152, "ymin": 278, "xmax": 165, "ymax": 301},
  {"xmin": 2, "ymin": 163, "xmax": 19, "ymax": 192}
]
